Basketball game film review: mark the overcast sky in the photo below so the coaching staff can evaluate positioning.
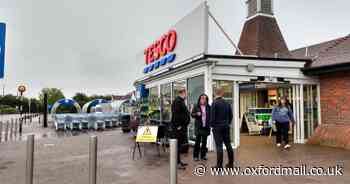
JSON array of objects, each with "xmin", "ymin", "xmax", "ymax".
[{"xmin": 0, "ymin": 0, "xmax": 349, "ymax": 98}]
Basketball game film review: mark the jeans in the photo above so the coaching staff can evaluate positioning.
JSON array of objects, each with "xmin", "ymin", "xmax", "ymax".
[
  {"xmin": 276, "ymin": 122, "xmax": 289, "ymax": 144},
  {"xmin": 193, "ymin": 133, "xmax": 208, "ymax": 159},
  {"xmin": 212, "ymin": 125, "xmax": 234, "ymax": 167}
]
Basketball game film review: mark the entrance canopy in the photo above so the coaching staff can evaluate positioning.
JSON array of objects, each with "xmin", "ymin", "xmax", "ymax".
[
  {"xmin": 51, "ymin": 98, "xmax": 82, "ymax": 114},
  {"xmin": 82, "ymin": 99, "xmax": 109, "ymax": 113}
]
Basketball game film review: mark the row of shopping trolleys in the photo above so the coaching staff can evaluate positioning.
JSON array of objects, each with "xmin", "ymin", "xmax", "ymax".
[{"xmin": 52, "ymin": 113, "xmax": 123, "ymax": 131}]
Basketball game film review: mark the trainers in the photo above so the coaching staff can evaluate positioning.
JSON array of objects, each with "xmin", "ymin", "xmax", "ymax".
[
  {"xmin": 193, "ymin": 157, "xmax": 200, "ymax": 162},
  {"xmin": 284, "ymin": 144, "xmax": 291, "ymax": 149},
  {"xmin": 276, "ymin": 143, "xmax": 281, "ymax": 147},
  {"xmin": 201, "ymin": 156, "xmax": 208, "ymax": 161},
  {"xmin": 225, "ymin": 163, "xmax": 234, "ymax": 168}
]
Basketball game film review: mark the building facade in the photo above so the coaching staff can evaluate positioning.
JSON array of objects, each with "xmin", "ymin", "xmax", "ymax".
[{"xmin": 135, "ymin": 0, "xmax": 350, "ymax": 150}]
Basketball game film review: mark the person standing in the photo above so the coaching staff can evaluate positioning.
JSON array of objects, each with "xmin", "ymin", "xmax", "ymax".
[
  {"xmin": 210, "ymin": 88, "xmax": 234, "ymax": 168},
  {"xmin": 272, "ymin": 96, "xmax": 295, "ymax": 149},
  {"xmin": 191, "ymin": 94, "xmax": 211, "ymax": 161},
  {"xmin": 171, "ymin": 88, "xmax": 190, "ymax": 170}
]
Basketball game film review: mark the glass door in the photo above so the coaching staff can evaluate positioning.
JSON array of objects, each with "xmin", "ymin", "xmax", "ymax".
[
  {"xmin": 212, "ymin": 80, "xmax": 239, "ymax": 147},
  {"xmin": 303, "ymin": 85, "xmax": 319, "ymax": 139},
  {"xmin": 187, "ymin": 75, "xmax": 205, "ymax": 142}
]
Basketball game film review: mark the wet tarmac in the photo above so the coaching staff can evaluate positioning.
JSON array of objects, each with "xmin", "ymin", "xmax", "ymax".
[{"xmin": 0, "ymin": 121, "xmax": 349, "ymax": 184}]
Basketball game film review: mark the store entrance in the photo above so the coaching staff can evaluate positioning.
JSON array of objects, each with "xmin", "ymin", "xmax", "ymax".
[
  {"xmin": 212, "ymin": 80, "xmax": 320, "ymax": 149},
  {"xmin": 239, "ymin": 82, "xmax": 294, "ymax": 145}
]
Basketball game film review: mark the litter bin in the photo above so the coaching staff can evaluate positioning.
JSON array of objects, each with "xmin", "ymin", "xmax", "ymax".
[{"xmin": 120, "ymin": 113, "xmax": 131, "ymax": 133}]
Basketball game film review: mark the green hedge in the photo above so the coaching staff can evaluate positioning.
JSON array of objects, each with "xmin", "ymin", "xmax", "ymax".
[{"xmin": 0, "ymin": 107, "xmax": 18, "ymax": 114}]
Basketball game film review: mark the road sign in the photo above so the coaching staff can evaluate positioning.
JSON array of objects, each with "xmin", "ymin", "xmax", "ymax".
[
  {"xmin": 136, "ymin": 126, "xmax": 158, "ymax": 143},
  {"xmin": 18, "ymin": 85, "xmax": 26, "ymax": 96},
  {"xmin": 0, "ymin": 23, "xmax": 5, "ymax": 79}
]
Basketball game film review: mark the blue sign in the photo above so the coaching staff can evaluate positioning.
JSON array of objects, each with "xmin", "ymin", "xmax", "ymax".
[
  {"xmin": 143, "ymin": 53, "xmax": 176, "ymax": 74},
  {"xmin": 137, "ymin": 84, "xmax": 149, "ymax": 98},
  {"xmin": 0, "ymin": 23, "xmax": 5, "ymax": 79}
]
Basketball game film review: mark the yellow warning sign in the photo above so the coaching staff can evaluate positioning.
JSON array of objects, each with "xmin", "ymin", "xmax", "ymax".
[
  {"xmin": 143, "ymin": 127, "xmax": 152, "ymax": 135},
  {"xmin": 136, "ymin": 126, "xmax": 158, "ymax": 143}
]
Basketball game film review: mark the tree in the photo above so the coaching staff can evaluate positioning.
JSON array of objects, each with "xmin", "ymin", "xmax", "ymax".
[
  {"xmin": 38, "ymin": 88, "xmax": 65, "ymax": 106},
  {"xmin": 73, "ymin": 92, "xmax": 90, "ymax": 107},
  {"xmin": 0, "ymin": 94, "xmax": 20, "ymax": 107},
  {"xmin": 89, "ymin": 94, "xmax": 112, "ymax": 101}
]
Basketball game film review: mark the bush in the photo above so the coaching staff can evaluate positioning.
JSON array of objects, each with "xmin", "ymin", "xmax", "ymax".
[{"xmin": 0, "ymin": 106, "xmax": 19, "ymax": 114}]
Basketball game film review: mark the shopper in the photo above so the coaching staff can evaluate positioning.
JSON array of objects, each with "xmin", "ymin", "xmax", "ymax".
[
  {"xmin": 191, "ymin": 94, "xmax": 211, "ymax": 161},
  {"xmin": 272, "ymin": 96, "xmax": 295, "ymax": 149},
  {"xmin": 171, "ymin": 88, "xmax": 190, "ymax": 170},
  {"xmin": 210, "ymin": 88, "xmax": 234, "ymax": 168}
]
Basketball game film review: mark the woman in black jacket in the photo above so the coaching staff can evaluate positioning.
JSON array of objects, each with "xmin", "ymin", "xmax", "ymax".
[{"xmin": 191, "ymin": 94, "xmax": 211, "ymax": 161}]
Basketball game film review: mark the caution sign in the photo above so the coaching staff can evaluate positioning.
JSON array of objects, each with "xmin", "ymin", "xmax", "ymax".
[{"xmin": 136, "ymin": 126, "xmax": 158, "ymax": 143}]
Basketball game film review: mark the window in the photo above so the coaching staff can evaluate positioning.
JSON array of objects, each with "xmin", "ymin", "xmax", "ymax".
[
  {"xmin": 261, "ymin": 0, "xmax": 273, "ymax": 15},
  {"xmin": 148, "ymin": 86, "xmax": 160, "ymax": 120},
  {"xmin": 160, "ymin": 83, "xmax": 172, "ymax": 121}
]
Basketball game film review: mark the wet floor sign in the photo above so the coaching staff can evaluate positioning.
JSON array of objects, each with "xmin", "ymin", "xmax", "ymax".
[{"xmin": 136, "ymin": 126, "xmax": 158, "ymax": 142}]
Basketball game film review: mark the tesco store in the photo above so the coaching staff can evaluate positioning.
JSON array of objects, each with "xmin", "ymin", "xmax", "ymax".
[{"xmin": 134, "ymin": 2, "xmax": 321, "ymax": 151}]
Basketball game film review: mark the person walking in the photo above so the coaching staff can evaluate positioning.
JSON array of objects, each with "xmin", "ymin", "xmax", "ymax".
[
  {"xmin": 171, "ymin": 88, "xmax": 190, "ymax": 170},
  {"xmin": 272, "ymin": 96, "xmax": 295, "ymax": 149},
  {"xmin": 191, "ymin": 94, "xmax": 211, "ymax": 161},
  {"xmin": 210, "ymin": 88, "xmax": 234, "ymax": 168}
]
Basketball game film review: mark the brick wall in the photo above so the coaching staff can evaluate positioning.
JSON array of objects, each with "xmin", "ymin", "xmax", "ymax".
[
  {"xmin": 308, "ymin": 71, "xmax": 350, "ymax": 149},
  {"xmin": 320, "ymin": 71, "xmax": 350, "ymax": 125}
]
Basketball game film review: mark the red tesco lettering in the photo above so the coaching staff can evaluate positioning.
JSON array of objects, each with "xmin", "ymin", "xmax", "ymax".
[{"xmin": 144, "ymin": 30, "xmax": 177, "ymax": 65}]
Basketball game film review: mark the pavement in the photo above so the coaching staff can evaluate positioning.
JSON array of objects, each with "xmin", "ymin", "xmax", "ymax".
[{"xmin": 0, "ymin": 120, "xmax": 350, "ymax": 184}]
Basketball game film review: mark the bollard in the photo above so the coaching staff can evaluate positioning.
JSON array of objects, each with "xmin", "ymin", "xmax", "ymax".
[
  {"xmin": 30, "ymin": 115, "xmax": 32, "ymax": 123},
  {"xmin": 14, "ymin": 119, "xmax": 18, "ymax": 138},
  {"xmin": 38, "ymin": 116, "xmax": 41, "ymax": 125},
  {"xmin": 19, "ymin": 119, "xmax": 23, "ymax": 136},
  {"xmin": 26, "ymin": 134, "xmax": 35, "ymax": 184},
  {"xmin": 169, "ymin": 139, "xmax": 178, "ymax": 184},
  {"xmin": 89, "ymin": 136, "xmax": 98, "ymax": 184},
  {"xmin": 5, "ymin": 121, "xmax": 9, "ymax": 142},
  {"xmin": 0, "ymin": 121, "xmax": 2, "ymax": 143},
  {"xmin": 10, "ymin": 119, "xmax": 14, "ymax": 139}
]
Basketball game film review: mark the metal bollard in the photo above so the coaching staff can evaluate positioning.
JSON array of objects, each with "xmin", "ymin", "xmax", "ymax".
[
  {"xmin": 38, "ymin": 116, "xmax": 41, "ymax": 124},
  {"xmin": 0, "ymin": 121, "xmax": 2, "ymax": 143},
  {"xmin": 5, "ymin": 121, "xmax": 9, "ymax": 142},
  {"xmin": 26, "ymin": 134, "xmax": 35, "ymax": 184},
  {"xmin": 10, "ymin": 119, "xmax": 14, "ymax": 139},
  {"xmin": 169, "ymin": 139, "xmax": 178, "ymax": 184},
  {"xmin": 14, "ymin": 119, "xmax": 18, "ymax": 137},
  {"xmin": 89, "ymin": 136, "xmax": 98, "ymax": 184},
  {"xmin": 19, "ymin": 119, "xmax": 23, "ymax": 136}
]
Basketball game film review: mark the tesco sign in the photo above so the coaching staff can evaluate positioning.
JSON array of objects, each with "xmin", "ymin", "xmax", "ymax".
[{"xmin": 143, "ymin": 30, "xmax": 177, "ymax": 74}]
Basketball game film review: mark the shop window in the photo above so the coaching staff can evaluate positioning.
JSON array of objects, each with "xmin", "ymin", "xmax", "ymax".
[
  {"xmin": 160, "ymin": 83, "xmax": 172, "ymax": 121},
  {"xmin": 148, "ymin": 86, "xmax": 160, "ymax": 120},
  {"xmin": 172, "ymin": 80, "xmax": 186, "ymax": 102}
]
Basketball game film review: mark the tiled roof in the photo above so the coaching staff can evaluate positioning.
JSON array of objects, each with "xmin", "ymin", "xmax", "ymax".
[
  {"xmin": 237, "ymin": 16, "xmax": 290, "ymax": 57},
  {"xmin": 290, "ymin": 34, "xmax": 350, "ymax": 68}
]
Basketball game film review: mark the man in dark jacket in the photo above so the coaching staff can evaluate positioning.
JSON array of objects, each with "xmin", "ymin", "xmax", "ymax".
[
  {"xmin": 210, "ymin": 88, "xmax": 234, "ymax": 168},
  {"xmin": 171, "ymin": 88, "xmax": 190, "ymax": 170}
]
